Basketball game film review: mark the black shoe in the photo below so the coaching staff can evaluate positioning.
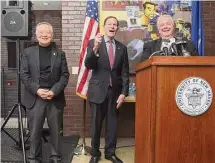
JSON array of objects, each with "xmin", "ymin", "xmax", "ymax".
[
  {"xmin": 105, "ymin": 155, "xmax": 123, "ymax": 163},
  {"xmin": 89, "ymin": 156, "xmax": 100, "ymax": 163}
]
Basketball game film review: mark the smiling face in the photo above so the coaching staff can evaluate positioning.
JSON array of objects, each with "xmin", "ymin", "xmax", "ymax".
[
  {"xmin": 36, "ymin": 23, "xmax": 53, "ymax": 47},
  {"xmin": 157, "ymin": 15, "xmax": 174, "ymax": 39},
  {"xmin": 103, "ymin": 17, "xmax": 118, "ymax": 39}
]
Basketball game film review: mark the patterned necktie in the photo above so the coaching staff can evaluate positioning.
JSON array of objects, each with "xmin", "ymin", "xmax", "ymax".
[{"xmin": 108, "ymin": 39, "xmax": 114, "ymax": 68}]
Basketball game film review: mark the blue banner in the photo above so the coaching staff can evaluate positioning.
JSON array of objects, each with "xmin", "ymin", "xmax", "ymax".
[{"xmin": 191, "ymin": 1, "xmax": 204, "ymax": 56}]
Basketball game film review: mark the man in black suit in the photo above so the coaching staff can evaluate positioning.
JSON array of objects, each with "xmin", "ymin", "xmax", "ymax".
[
  {"xmin": 140, "ymin": 14, "xmax": 197, "ymax": 62},
  {"xmin": 85, "ymin": 16, "xmax": 129, "ymax": 163},
  {"xmin": 20, "ymin": 22, "xmax": 69, "ymax": 163}
]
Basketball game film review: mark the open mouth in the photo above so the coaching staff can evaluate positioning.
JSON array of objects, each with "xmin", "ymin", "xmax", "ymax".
[
  {"xmin": 109, "ymin": 29, "xmax": 115, "ymax": 33},
  {"xmin": 162, "ymin": 29, "xmax": 171, "ymax": 32}
]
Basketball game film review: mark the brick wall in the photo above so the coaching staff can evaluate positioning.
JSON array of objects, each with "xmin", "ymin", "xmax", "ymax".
[
  {"xmin": 202, "ymin": 1, "xmax": 215, "ymax": 56},
  {"xmin": 61, "ymin": 1, "xmax": 92, "ymax": 136}
]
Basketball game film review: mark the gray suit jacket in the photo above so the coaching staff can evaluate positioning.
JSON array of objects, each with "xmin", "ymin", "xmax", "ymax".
[
  {"xmin": 20, "ymin": 44, "xmax": 70, "ymax": 109},
  {"xmin": 85, "ymin": 37, "xmax": 129, "ymax": 104}
]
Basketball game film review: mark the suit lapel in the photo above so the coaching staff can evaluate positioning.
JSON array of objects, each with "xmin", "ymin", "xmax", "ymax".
[
  {"xmin": 34, "ymin": 45, "xmax": 40, "ymax": 72},
  {"xmin": 100, "ymin": 37, "xmax": 111, "ymax": 69},
  {"xmin": 113, "ymin": 40, "xmax": 121, "ymax": 69},
  {"xmin": 51, "ymin": 46, "xmax": 57, "ymax": 72},
  {"xmin": 154, "ymin": 38, "xmax": 162, "ymax": 52}
]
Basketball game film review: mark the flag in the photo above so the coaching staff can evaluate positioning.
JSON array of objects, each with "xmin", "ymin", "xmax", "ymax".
[
  {"xmin": 76, "ymin": 0, "xmax": 99, "ymax": 98},
  {"xmin": 191, "ymin": 1, "xmax": 204, "ymax": 56}
]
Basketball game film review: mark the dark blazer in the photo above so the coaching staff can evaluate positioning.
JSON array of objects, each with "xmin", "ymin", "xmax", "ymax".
[
  {"xmin": 140, "ymin": 38, "xmax": 198, "ymax": 62},
  {"xmin": 85, "ymin": 37, "xmax": 129, "ymax": 104},
  {"xmin": 20, "ymin": 44, "xmax": 70, "ymax": 109}
]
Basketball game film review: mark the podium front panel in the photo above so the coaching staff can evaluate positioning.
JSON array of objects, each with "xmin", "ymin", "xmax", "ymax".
[{"xmin": 136, "ymin": 58, "xmax": 215, "ymax": 163}]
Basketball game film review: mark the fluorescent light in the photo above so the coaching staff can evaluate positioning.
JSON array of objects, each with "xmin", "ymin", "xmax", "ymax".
[{"xmin": 42, "ymin": 2, "xmax": 49, "ymax": 6}]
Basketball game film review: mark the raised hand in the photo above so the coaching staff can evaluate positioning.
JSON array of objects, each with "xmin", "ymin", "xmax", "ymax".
[{"xmin": 93, "ymin": 33, "xmax": 102, "ymax": 54}]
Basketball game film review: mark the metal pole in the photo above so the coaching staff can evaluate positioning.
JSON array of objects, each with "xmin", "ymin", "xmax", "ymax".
[{"xmin": 74, "ymin": 99, "xmax": 91, "ymax": 155}]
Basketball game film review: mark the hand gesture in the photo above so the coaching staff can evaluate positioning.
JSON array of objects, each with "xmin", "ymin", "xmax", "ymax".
[{"xmin": 93, "ymin": 33, "xmax": 102, "ymax": 54}]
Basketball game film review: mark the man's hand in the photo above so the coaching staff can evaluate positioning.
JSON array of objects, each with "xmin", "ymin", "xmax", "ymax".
[
  {"xmin": 37, "ymin": 89, "xmax": 49, "ymax": 99},
  {"xmin": 46, "ymin": 91, "xmax": 55, "ymax": 100},
  {"xmin": 93, "ymin": 33, "xmax": 102, "ymax": 54},
  {"xmin": 116, "ymin": 94, "xmax": 125, "ymax": 109},
  {"xmin": 36, "ymin": 89, "xmax": 55, "ymax": 100}
]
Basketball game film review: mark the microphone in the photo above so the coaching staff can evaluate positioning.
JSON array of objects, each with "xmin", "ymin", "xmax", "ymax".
[
  {"xmin": 149, "ymin": 50, "xmax": 165, "ymax": 58},
  {"xmin": 176, "ymin": 40, "xmax": 191, "ymax": 56},
  {"xmin": 161, "ymin": 39, "xmax": 171, "ymax": 56},
  {"xmin": 171, "ymin": 42, "xmax": 179, "ymax": 56},
  {"xmin": 162, "ymin": 47, "xmax": 169, "ymax": 56}
]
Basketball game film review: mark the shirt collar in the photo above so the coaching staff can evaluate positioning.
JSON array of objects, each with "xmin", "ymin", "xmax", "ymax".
[
  {"xmin": 104, "ymin": 35, "xmax": 115, "ymax": 44},
  {"xmin": 169, "ymin": 37, "xmax": 175, "ymax": 43}
]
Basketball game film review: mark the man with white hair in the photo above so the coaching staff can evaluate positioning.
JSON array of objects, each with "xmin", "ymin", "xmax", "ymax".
[
  {"xmin": 20, "ymin": 22, "xmax": 69, "ymax": 163},
  {"xmin": 140, "ymin": 14, "xmax": 197, "ymax": 62}
]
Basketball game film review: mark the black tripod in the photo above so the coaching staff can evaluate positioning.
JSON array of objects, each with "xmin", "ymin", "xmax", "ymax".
[{"xmin": 1, "ymin": 39, "xmax": 27, "ymax": 163}]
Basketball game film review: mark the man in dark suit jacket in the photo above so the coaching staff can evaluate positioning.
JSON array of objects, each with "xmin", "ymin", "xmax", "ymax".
[
  {"xmin": 140, "ymin": 14, "xmax": 197, "ymax": 62},
  {"xmin": 20, "ymin": 22, "xmax": 69, "ymax": 163},
  {"xmin": 85, "ymin": 16, "xmax": 129, "ymax": 163}
]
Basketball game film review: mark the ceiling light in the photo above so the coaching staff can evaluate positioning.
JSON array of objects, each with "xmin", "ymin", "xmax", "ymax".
[{"xmin": 42, "ymin": 2, "xmax": 49, "ymax": 6}]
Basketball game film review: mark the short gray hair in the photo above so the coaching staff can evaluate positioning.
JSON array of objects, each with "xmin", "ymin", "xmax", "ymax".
[
  {"xmin": 157, "ymin": 14, "xmax": 174, "ymax": 27},
  {"xmin": 36, "ymin": 22, "xmax": 53, "ymax": 34}
]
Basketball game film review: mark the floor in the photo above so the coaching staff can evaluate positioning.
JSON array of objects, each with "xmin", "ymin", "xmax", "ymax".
[
  {"xmin": 72, "ymin": 138, "xmax": 135, "ymax": 163},
  {"xmin": 0, "ymin": 119, "xmax": 134, "ymax": 163}
]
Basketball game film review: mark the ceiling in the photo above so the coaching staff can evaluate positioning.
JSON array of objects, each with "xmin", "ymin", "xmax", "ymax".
[{"xmin": 31, "ymin": 1, "xmax": 61, "ymax": 10}]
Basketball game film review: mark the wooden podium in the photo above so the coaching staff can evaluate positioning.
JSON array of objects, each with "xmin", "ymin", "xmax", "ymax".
[{"xmin": 135, "ymin": 56, "xmax": 215, "ymax": 163}]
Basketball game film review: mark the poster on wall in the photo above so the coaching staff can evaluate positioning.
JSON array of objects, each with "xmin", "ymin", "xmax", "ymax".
[{"xmin": 100, "ymin": 0, "xmax": 192, "ymax": 74}]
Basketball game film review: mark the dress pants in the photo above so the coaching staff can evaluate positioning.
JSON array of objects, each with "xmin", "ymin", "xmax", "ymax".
[
  {"xmin": 27, "ymin": 97, "xmax": 62, "ymax": 163},
  {"xmin": 90, "ymin": 86, "xmax": 118, "ymax": 157}
]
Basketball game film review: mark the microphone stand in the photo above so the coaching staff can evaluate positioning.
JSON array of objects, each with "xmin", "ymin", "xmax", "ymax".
[{"xmin": 149, "ymin": 50, "xmax": 164, "ymax": 59}]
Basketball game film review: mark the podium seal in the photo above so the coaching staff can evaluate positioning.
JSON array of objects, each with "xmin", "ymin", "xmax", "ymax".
[{"xmin": 175, "ymin": 77, "xmax": 213, "ymax": 116}]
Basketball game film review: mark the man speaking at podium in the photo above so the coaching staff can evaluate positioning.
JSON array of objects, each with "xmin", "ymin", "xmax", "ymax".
[{"xmin": 140, "ymin": 14, "xmax": 198, "ymax": 62}]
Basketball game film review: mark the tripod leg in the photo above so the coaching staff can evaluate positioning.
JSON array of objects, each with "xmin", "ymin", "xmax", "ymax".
[
  {"xmin": 1, "ymin": 103, "xmax": 18, "ymax": 129},
  {"xmin": 42, "ymin": 133, "xmax": 48, "ymax": 142},
  {"xmin": 18, "ymin": 104, "xmax": 27, "ymax": 163}
]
